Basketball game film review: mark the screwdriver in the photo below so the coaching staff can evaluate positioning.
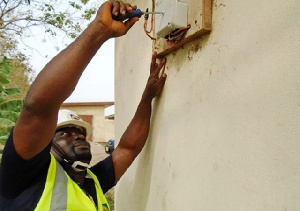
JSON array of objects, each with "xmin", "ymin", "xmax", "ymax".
[{"xmin": 112, "ymin": 9, "xmax": 164, "ymax": 21}]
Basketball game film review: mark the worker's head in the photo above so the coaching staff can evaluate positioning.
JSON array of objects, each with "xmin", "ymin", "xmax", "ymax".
[
  {"xmin": 56, "ymin": 109, "xmax": 92, "ymax": 139},
  {"xmin": 51, "ymin": 109, "xmax": 93, "ymax": 172}
]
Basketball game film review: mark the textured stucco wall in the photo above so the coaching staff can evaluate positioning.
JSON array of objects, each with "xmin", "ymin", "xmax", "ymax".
[{"xmin": 114, "ymin": 0, "xmax": 300, "ymax": 210}]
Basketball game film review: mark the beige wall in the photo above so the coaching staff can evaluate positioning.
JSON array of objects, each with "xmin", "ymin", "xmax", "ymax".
[
  {"xmin": 104, "ymin": 118, "xmax": 115, "ymax": 141},
  {"xmin": 61, "ymin": 102, "xmax": 114, "ymax": 142},
  {"xmin": 114, "ymin": 0, "xmax": 300, "ymax": 210}
]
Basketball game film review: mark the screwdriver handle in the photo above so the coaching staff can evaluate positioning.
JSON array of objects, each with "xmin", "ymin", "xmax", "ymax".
[{"xmin": 112, "ymin": 9, "xmax": 142, "ymax": 21}]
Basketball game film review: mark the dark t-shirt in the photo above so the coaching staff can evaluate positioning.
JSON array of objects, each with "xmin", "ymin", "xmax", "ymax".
[{"xmin": 0, "ymin": 131, "xmax": 115, "ymax": 210}]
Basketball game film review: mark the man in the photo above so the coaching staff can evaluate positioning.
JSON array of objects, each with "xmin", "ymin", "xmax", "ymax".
[{"xmin": 0, "ymin": 0, "xmax": 167, "ymax": 210}]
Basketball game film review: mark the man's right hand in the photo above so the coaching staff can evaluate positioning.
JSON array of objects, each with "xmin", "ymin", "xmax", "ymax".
[{"xmin": 95, "ymin": 0, "xmax": 139, "ymax": 38}]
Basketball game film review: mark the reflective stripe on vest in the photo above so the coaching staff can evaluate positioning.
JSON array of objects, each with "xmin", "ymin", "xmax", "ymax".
[{"xmin": 35, "ymin": 154, "xmax": 110, "ymax": 211}]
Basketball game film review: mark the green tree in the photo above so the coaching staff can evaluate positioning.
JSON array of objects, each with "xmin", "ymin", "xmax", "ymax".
[
  {"xmin": 0, "ymin": 0, "xmax": 98, "ymax": 41},
  {"xmin": 6, "ymin": 53, "xmax": 31, "ymax": 99},
  {"xmin": 0, "ymin": 57, "xmax": 24, "ymax": 144}
]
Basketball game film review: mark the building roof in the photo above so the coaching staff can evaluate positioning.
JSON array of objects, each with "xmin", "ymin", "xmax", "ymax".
[{"xmin": 62, "ymin": 102, "xmax": 114, "ymax": 107}]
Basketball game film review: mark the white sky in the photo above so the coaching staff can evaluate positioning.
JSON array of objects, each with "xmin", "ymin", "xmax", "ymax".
[
  {"xmin": 18, "ymin": 0, "xmax": 114, "ymax": 103},
  {"xmin": 20, "ymin": 33, "xmax": 115, "ymax": 103}
]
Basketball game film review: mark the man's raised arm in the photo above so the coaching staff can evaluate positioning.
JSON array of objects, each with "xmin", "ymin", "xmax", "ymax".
[
  {"xmin": 112, "ymin": 52, "xmax": 167, "ymax": 183},
  {"xmin": 13, "ymin": 1, "xmax": 139, "ymax": 160}
]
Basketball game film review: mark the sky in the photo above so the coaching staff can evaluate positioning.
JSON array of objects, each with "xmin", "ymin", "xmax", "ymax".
[
  {"xmin": 18, "ymin": 0, "xmax": 114, "ymax": 103},
  {"xmin": 20, "ymin": 32, "xmax": 115, "ymax": 103}
]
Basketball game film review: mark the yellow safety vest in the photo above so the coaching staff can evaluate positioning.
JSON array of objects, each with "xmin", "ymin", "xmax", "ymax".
[{"xmin": 35, "ymin": 154, "xmax": 110, "ymax": 211}]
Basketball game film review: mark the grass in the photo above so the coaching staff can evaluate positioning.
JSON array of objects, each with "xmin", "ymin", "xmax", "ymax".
[{"xmin": 105, "ymin": 191, "xmax": 115, "ymax": 210}]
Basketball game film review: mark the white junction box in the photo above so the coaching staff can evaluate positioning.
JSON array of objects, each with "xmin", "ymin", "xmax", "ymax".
[{"xmin": 155, "ymin": 0, "xmax": 188, "ymax": 38}]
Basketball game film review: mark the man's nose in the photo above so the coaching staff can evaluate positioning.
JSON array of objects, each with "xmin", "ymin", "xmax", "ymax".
[{"xmin": 73, "ymin": 133, "xmax": 86, "ymax": 141}]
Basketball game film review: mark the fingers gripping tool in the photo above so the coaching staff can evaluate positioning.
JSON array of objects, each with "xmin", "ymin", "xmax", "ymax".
[{"xmin": 112, "ymin": 9, "xmax": 164, "ymax": 21}]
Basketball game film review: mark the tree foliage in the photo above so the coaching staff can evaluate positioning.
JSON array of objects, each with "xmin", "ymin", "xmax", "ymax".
[
  {"xmin": 0, "ymin": 57, "xmax": 25, "ymax": 144},
  {"xmin": 0, "ymin": 29, "xmax": 31, "ymax": 144},
  {"xmin": 0, "ymin": 0, "xmax": 99, "ymax": 44}
]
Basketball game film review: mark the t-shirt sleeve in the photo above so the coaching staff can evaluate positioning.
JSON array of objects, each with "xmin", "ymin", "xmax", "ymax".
[
  {"xmin": 90, "ymin": 155, "xmax": 116, "ymax": 193},
  {"xmin": 0, "ymin": 130, "xmax": 51, "ymax": 199}
]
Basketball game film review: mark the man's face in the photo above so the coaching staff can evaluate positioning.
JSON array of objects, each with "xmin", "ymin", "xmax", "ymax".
[{"xmin": 52, "ymin": 126, "xmax": 92, "ymax": 164}]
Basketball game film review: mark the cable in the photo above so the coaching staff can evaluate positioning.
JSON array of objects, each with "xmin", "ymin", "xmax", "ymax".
[{"xmin": 143, "ymin": 0, "xmax": 156, "ymax": 40}]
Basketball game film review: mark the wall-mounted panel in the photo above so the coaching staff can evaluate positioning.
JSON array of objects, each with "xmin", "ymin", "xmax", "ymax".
[
  {"xmin": 154, "ymin": 0, "xmax": 212, "ymax": 57},
  {"xmin": 154, "ymin": 0, "xmax": 188, "ymax": 38}
]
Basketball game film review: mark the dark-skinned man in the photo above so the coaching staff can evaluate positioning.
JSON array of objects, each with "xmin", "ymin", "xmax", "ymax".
[{"xmin": 0, "ymin": 0, "xmax": 167, "ymax": 210}]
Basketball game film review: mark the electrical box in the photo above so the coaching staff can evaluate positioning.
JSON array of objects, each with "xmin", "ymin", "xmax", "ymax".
[
  {"xmin": 155, "ymin": 0, "xmax": 188, "ymax": 38},
  {"xmin": 154, "ymin": 0, "xmax": 212, "ymax": 57}
]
